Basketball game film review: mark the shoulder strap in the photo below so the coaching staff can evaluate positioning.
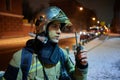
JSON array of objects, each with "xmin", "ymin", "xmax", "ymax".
[
  {"xmin": 21, "ymin": 48, "xmax": 33, "ymax": 80},
  {"xmin": 59, "ymin": 48, "xmax": 72, "ymax": 80}
]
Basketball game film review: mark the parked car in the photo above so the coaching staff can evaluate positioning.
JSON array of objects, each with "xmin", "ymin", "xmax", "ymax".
[
  {"xmin": 79, "ymin": 31, "xmax": 90, "ymax": 44},
  {"xmin": 89, "ymin": 26, "xmax": 101, "ymax": 37}
]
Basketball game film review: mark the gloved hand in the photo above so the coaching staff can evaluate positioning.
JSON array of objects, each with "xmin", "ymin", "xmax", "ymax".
[{"xmin": 75, "ymin": 46, "xmax": 88, "ymax": 69}]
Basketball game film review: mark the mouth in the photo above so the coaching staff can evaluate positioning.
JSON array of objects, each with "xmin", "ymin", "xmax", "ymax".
[{"xmin": 55, "ymin": 36, "xmax": 60, "ymax": 40}]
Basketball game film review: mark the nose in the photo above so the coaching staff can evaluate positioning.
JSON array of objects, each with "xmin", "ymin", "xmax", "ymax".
[{"xmin": 56, "ymin": 29, "xmax": 61, "ymax": 35}]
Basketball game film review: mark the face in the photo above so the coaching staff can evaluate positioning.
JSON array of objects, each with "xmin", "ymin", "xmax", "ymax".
[{"xmin": 48, "ymin": 21, "xmax": 61, "ymax": 43}]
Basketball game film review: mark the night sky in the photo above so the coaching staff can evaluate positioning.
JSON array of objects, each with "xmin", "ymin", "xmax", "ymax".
[
  {"xmin": 23, "ymin": 0, "xmax": 115, "ymax": 25},
  {"xmin": 23, "ymin": 0, "xmax": 49, "ymax": 21},
  {"xmin": 77, "ymin": 0, "xmax": 115, "ymax": 25}
]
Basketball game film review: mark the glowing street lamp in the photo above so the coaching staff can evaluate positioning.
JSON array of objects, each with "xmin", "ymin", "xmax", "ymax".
[
  {"xmin": 79, "ymin": 7, "xmax": 83, "ymax": 11},
  {"xmin": 92, "ymin": 17, "xmax": 96, "ymax": 21}
]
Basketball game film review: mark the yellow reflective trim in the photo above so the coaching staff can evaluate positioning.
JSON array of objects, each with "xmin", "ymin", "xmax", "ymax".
[
  {"xmin": 2, "ymin": 77, "xmax": 6, "ymax": 80},
  {"xmin": 29, "ymin": 61, "xmax": 61, "ymax": 73},
  {"xmin": 32, "ymin": 61, "xmax": 41, "ymax": 67},
  {"xmin": 29, "ymin": 61, "xmax": 42, "ymax": 73},
  {"xmin": 29, "ymin": 65, "xmax": 42, "ymax": 73}
]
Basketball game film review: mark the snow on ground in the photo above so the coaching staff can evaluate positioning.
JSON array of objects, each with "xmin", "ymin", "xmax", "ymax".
[{"xmin": 87, "ymin": 38, "xmax": 120, "ymax": 80}]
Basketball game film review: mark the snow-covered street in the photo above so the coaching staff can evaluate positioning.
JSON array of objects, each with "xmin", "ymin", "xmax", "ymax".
[{"xmin": 87, "ymin": 37, "xmax": 120, "ymax": 80}]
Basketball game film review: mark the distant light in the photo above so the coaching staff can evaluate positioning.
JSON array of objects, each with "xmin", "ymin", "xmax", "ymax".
[
  {"xmin": 92, "ymin": 17, "xmax": 96, "ymax": 21},
  {"xmin": 97, "ymin": 21, "xmax": 100, "ymax": 24},
  {"xmin": 79, "ymin": 31, "xmax": 82, "ymax": 35},
  {"xmin": 42, "ymin": 15, "xmax": 45, "ymax": 18},
  {"xmin": 83, "ymin": 32, "xmax": 86, "ymax": 35},
  {"xmin": 79, "ymin": 7, "xmax": 83, "ymax": 11}
]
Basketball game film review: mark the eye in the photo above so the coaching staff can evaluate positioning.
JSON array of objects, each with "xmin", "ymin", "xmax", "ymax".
[{"xmin": 52, "ymin": 24, "xmax": 61, "ymax": 29}]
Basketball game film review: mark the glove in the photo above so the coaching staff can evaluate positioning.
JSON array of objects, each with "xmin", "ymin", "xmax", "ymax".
[{"xmin": 75, "ymin": 46, "xmax": 88, "ymax": 69}]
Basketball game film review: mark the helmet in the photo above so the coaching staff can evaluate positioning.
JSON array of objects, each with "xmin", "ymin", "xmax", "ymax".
[{"xmin": 34, "ymin": 6, "xmax": 72, "ymax": 33}]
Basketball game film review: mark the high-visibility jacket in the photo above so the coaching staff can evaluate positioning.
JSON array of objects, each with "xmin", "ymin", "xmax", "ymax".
[{"xmin": 3, "ymin": 48, "xmax": 88, "ymax": 80}]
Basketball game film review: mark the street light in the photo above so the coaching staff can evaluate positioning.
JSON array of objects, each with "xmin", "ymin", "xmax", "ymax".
[
  {"xmin": 79, "ymin": 7, "xmax": 83, "ymax": 11},
  {"xmin": 97, "ymin": 21, "xmax": 100, "ymax": 24},
  {"xmin": 92, "ymin": 17, "xmax": 96, "ymax": 21},
  {"xmin": 91, "ymin": 17, "xmax": 96, "ymax": 26}
]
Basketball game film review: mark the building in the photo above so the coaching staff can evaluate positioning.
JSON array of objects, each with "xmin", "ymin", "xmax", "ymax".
[
  {"xmin": 111, "ymin": 0, "xmax": 120, "ymax": 33},
  {"xmin": 0, "ymin": 0, "xmax": 98, "ymax": 38},
  {"xmin": 0, "ymin": 0, "xmax": 31, "ymax": 38}
]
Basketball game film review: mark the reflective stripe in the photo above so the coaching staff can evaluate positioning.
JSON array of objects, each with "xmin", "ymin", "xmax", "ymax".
[
  {"xmin": 29, "ymin": 61, "xmax": 42, "ymax": 73},
  {"xmin": 29, "ymin": 61, "xmax": 61, "ymax": 73}
]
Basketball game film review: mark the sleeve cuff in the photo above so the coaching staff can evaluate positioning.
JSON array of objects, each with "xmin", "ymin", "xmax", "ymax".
[{"xmin": 76, "ymin": 62, "xmax": 88, "ymax": 69}]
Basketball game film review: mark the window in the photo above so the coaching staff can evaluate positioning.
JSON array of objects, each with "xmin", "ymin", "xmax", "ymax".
[{"xmin": 6, "ymin": 0, "xmax": 11, "ymax": 11}]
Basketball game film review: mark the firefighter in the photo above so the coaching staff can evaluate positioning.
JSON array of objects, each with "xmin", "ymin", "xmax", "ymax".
[{"xmin": 3, "ymin": 6, "xmax": 88, "ymax": 80}]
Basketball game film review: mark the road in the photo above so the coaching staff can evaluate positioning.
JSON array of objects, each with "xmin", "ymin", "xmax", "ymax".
[{"xmin": 86, "ymin": 37, "xmax": 120, "ymax": 80}]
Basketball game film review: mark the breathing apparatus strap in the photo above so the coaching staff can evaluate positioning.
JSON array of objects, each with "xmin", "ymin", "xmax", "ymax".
[
  {"xmin": 59, "ymin": 49, "xmax": 72, "ymax": 80},
  {"xmin": 21, "ymin": 48, "xmax": 33, "ymax": 80},
  {"xmin": 21, "ymin": 46, "xmax": 69, "ymax": 80}
]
